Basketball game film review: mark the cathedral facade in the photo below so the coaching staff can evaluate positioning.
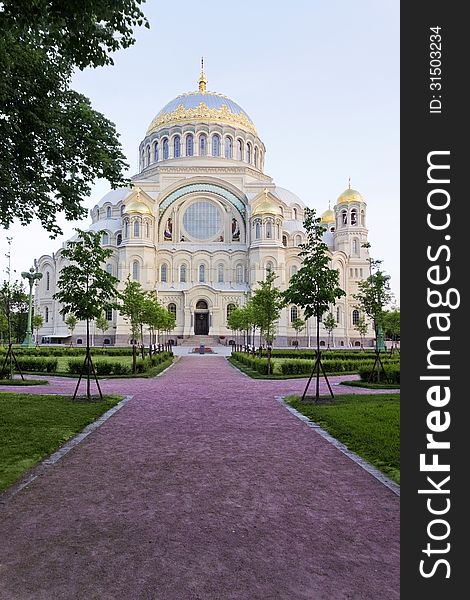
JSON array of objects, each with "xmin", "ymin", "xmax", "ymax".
[{"xmin": 35, "ymin": 69, "xmax": 374, "ymax": 348}]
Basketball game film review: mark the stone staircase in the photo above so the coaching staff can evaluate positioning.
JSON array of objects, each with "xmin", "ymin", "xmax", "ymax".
[{"xmin": 180, "ymin": 335, "xmax": 223, "ymax": 347}]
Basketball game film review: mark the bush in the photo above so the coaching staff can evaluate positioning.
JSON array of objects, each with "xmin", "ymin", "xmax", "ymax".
[
  {"xmin": 359, "ymin": 365, "xmax": 400, "ymax": 384},
  {"xmin": 15, "ymin": 356, "xmax": 58, "ymax": 373}
]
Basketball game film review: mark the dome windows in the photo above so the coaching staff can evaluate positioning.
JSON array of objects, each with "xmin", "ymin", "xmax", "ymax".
[
  {"xmin": 224, "ymin": 136, "xmax": 233, "ymax": 159},
  {"xmin": 154, "ymin": 141, "xmax": 159, "ymax": 161},
  {"xmin": 186, "ymin": 134, "xmax": 194, "ymax": 157},
  {"xmin": 246, "ymin": 142, "xmax": 252, "ymax": 164},
  {"xmin": 237, "ymin": 139, "xmax": 243, "ymax": 160},
  {"xmin": 162, "ymin": 138, "xmax": 169, "ymax": 160},
  {"xmin": 182, "ymin": 200, "xmax": 222, "ymax": 241},
  {"xmin": 199, "ymin": 134, "xmax": 207, "ymax": 156},
  {"xmin": 212, "ymin": 134, "xmax": 221, "ymax": 156},
  {"xmin": 174, "ymin": 135, "xmax": 181, "ymax": 158}
]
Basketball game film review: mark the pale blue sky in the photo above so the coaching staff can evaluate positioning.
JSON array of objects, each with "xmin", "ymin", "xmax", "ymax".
[{"xmin": 1, "ymin": 0, "xmax": 400, "ymax": 301}]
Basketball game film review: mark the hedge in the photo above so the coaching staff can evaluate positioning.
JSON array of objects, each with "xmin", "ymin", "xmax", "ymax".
[
  {"xmin": 0, "ymin": 346, "xmax": 135, "ymax": 357},
  {"xmin": 11, "ymin": 357, "xmax": 58, "ymax": 373},
  {"xmin": 359, "ymin": 365, "xmax": 400, "ymax": 384},
  {"xmin": 66, "ymin": 352, "xmax": 173, "ymax": 376}
]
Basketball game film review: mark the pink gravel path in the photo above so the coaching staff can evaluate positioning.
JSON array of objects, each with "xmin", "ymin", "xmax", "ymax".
[{"xmin": 0, "ymin": 356, "xmax": 399, "ymax": 599}]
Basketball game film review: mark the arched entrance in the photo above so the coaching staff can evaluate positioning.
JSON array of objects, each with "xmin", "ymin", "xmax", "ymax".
[{"xmin": 194, "ymin": 300, "xmax": 209, "ymax": 335}]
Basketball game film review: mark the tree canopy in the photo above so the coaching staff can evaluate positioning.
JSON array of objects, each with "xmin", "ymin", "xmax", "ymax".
[{"xmin": 0, "ymin": 1, "xmax": 149, "ymax": 234}]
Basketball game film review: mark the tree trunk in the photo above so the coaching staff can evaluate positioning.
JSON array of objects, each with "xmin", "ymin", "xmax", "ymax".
[
  {"xmin": 315, "ymin": 315, "xmax": 320, "ymax": 401},
  {"xmin": 86, "ymin": 318, "xmax": 91, "ymax": 398}
]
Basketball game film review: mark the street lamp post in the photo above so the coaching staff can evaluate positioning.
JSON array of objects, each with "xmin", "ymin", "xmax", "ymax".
[{"xmin": 21, "ymin": 268, "xmax": 43, "ymax": 347}]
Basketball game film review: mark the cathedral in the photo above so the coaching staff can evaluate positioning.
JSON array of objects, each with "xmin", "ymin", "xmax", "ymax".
[{"xmin": 35, "ymin": 67, "xmax": 373, "ymax": 348}]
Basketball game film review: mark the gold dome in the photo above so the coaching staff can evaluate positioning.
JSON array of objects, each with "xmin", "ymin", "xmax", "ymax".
[
  {"xmin": 252, "ymin": 199, "xmax": 282, "ymax": 216},
  {"xmin": 320, "ymin": 208, "xmax": 335, "ymax": 223},
  {"xmin": 123, "ymin": 201, "xmax": 151, "ymax": 215},
  {"xmin": 336, "ymin": 188, "xmax": 363, "ymax": 204}
]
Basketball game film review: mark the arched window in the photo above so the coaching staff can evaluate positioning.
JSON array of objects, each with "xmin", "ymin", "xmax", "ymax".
[
  {"xmin": 186, "ymin": 134, "xmax": 194, "ymax": 157},
  {"xmin": 255, "ymin": 220, "xmax": 261, "ymax": 239},
  {"xmin": 336, "ymin": 306, "xmax": 341, "ymax": 324},
  {"xmin": 352, "ymin": 309, "xmax": 360, "ymax": 325},
  {"xmin": 173, "ymin": 136, "xmax": 181, "ymax": 158},
  {"xmin": 293, "ymin": 208, "xmax": 297, "ymax": 220},
  {"xmin": 102, "ymin": 232, "xmax": 109, "ymax": 245},
  {"xmin": 199, "ymin": 264, "xmax": 205, "ymax": 282},
  {"xmin": 132, "ymin": 260, "xmax": 140, "ymax": 281},
  {"xmin": 217, "ymin": 264, "xmax": 224, "ymax": 283},
  {"xmin": 179, "ymin": 264, "xmax": 187, "ymax": 283},
  {"xmin": 236, "ymin": 265, "xmax": 243, "ymax": 283},
  {"xmin": 246, "ymin": 142, "xmax": 252, "ymax": 164},
  {"xmin": 162, "ymin": 138, "xmax": 169, "ymax": 160},
  {"xmin": 361, "ymin": 210, "xmax": 365, "ymax": 226},
  {"xmin": 352, "ymin": 239, "xmax": 358, "ymax": 255},
  {"xmin": 282, "ymin": 235, "xmax": 288, "ymax": 247},
  {"xmin": 120, "ymin": 205, "xmax": 125, "ymax": 216},
  {"xmin": 290, "ymin": 265, "xmax": 298, "ymax": 278},
  {"xmin": 266, "ymin": 221, "xmax": 272, "ymax": 239},
  {"xmin": 153, "ymin": 141, "xmax": 159, "ymax": 162},
  {"xmin": 106, "ymin": 307, "xmax": 113, "ymax": 321},
  {"xmin": 124, "ymin": 220, "xmax": 129, "ymax": 238},
  {"xmin": 160, "ymin": 264, "xmax": 167, "ymax": 282},
  {"xmin": 168, "ymin": 303, "xmax": 177, "ymax": 319},
  {"xmin": 146, "ymin": 146, "xmax": 150, "ymax": 166},
  {"xmin": 266, "ymin": 261, "xmax": 273, "ymax": 274},
  {"xmin": 342, "ymin": 210, "xmax": 347, "ymax": 225},
  {"xmin": 196, "ymin": 300, "xmax": 208, "ymax": 310},
  {"xmin": 290, "ymin": 305, "xmax": 298, "ymax": 322},
  {"xmin": 199, "ymin": 134, "xmax": 207, "ymax": 156},
  {"xmin": 140, "ymin": 149, "xmax": 144, "ymax": 169},
  {"xmin": 116, "ymin": 233, "xmax": 122, "ymax": 246},
  {"xmin": 133, "ymin": 220, "xmax": 140, "ymax": 237},
  {"xmin": 351, "ymin": 209, "xmax": 357, "ymax": 226},
  {"xmin": 46, "ymin": 272, "xmax": 50, "ymax": 291},
  {"xmin": 295, "ymin": 234, "xmax": 302, "ymax": 246},
  {"xmin": 212, "ymin": 134, "xmax": 220, "ymax": 156},
  {"xmin": 106, "ymin": 263, "xmax": 113, "ymax": 275},
  {"xmin": 224, "ymin": 137, "xmax": 233, "ymax": 159},
  {"xmin": 106, "ymin": 206, "xmax": 112, "ymax": 218},
  {"xmin": 237, "ymin": 139, "xmax": 243, "ymax": 160},
  {"xmin": 146, "ymin": 221, "xmax": 150, "ymax": 238},
  {"xmin": 45, "ymin": 307, "xmax": 49, "ymax": 323},
  {"xmin": 254, "ymin": 147, "xmax": 258, "ymax": 168},
  {"xmin": 227, "ymin": 303, "xmax": 236, "ymax": 320}
]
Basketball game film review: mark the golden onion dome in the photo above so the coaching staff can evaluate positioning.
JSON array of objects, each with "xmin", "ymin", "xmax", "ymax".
[
  {"xmin": 320, "ymin": 208, "xmax": 335, "ymax": 223},
  {"xmin": 252, "ymin": 199, "xmax": 282, "ymax": 217},
  {"xmin": 336, "ymin": 187, "xmax": 363, "ymax": 204},
  {"xmin": 123, "ymin": 201, "xmax": 151, "ymax": 215}
]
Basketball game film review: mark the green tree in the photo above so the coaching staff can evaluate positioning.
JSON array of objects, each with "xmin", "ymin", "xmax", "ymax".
[
  {"xmin": 323, "ymin": 312, "xmax": 337, "ymax": 349},
  {"xmin": 354, "ymin": 315, "xmax": 368, "ymax": 349},
  {"xmin": 382, "ymin": 308, "xmax": 400, "ymax": 341},
  {"xmin": 251, "ymin": 270, "xmax": 284, "ymax": 374},
  {"xmin": 95, "ymin": 313, "xmax": 109, "ymax": 347},
  {"xmin": 32, "ymin": 313, "xmax": 44, "ymax": 346},
  {"xmin": 54, "ymin": 229, "xmax": 120, "ymax": 399},
  {"xmin": 283, "ymin": 208, "xmax": 345, "ymax": 401},
  {"xmin": 65, "ymin": 313, "xmax": 78, "ymax": 346},
  {"xmin": 227, "ymin": 307, "xmax": 245, "ymax": 350},
  {"xmin": 0, "ymin": 281, "xmax": 28, "ymax": 345},
  {"xmin": 291, "ymin": 317, "xmax": 305, "ymax": 347},
  {"xmin": 353, "ymin": 262, "xmax": 393, "ymax": 381},
  {"xmin": 0, "ymin": 1, "xmax": 149, "ymax": 235},
  {"xmin": 120, "ymin": 277, "xmax": 148, "ymax": 370}
]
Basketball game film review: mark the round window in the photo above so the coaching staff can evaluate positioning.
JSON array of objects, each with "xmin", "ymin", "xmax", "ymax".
[{"xmin": 182, "ymin": 201, "xmax": 222, "ymax": 240}]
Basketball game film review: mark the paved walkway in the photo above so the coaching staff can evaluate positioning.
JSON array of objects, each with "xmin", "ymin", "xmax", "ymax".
[{"xmin": 0, "ymin": 357, "xmax": 399, "ymax": 599}]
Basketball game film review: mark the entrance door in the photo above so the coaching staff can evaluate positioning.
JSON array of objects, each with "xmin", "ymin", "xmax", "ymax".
[{"xmin": 195, "ymin": 312, "xmax": 209, "ymax": 335}]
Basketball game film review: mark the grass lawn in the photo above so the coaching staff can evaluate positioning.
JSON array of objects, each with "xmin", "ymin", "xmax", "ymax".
[
  {"xmin": 0, "ymin": 379, "xmax": 49, "ymax": 386},
  {"xmin": 287, "ymin": 393, "xmax": 400, "ymax": 484},
  {"xmin": 0, "ymin": 392, "xmax": 121, "ymax": 492},
  {"xmin": 340, "ymin": 380, "xmax": 400, "ymax": 390}
]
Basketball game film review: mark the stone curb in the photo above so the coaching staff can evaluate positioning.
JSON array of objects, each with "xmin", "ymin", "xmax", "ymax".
[
  {"xmin": 0, "ymin": 394, "xmax": 134, "ymax": 505},
  {"xmin": 275, "ymin": 395, "xmax": 400, "ymax": 497}
]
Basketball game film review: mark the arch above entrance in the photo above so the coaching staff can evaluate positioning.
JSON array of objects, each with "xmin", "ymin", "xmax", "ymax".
[{"xmin": 196, "ymin": 300, "xmax": 208, "ymax": 310}]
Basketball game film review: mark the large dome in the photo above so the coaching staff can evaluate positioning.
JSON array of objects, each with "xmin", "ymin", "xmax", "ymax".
[{"xmin": 146, "ymin": 71, "xmax": 257, "ymax": 136}]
